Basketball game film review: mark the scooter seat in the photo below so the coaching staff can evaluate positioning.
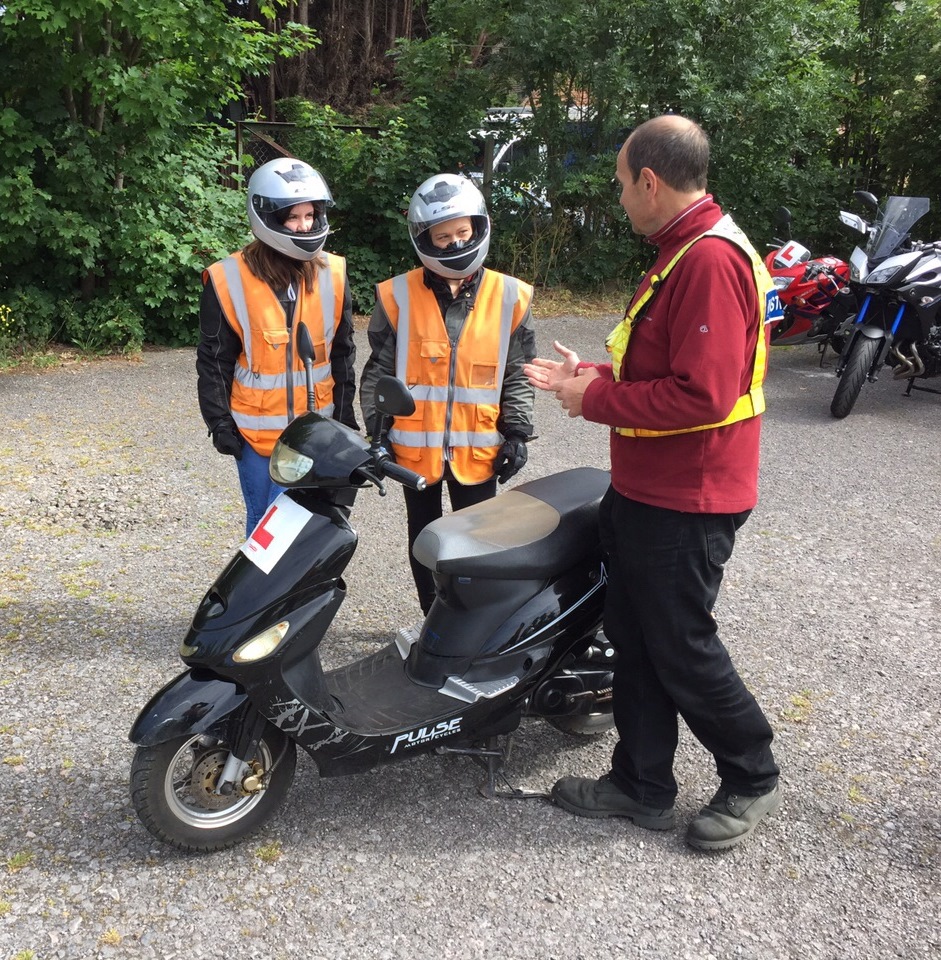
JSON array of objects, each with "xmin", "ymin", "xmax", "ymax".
[{"xmin": 413, "ymin": 467, "xmax": 610, "ymax": 579}]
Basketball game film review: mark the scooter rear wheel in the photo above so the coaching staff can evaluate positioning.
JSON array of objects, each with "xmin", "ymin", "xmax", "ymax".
[
  {"xmin": 547, "ymin": 712, "xmax": 615, "ymax": 737},
  {"xmin": 130, "ymin": 728, "xmax": 296, "ymax": 853}
]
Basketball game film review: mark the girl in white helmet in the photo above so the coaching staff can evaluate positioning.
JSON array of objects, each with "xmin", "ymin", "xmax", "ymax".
[{"xmin": 196, "ymin": 157, "xmax": 359, "ymax": 537}]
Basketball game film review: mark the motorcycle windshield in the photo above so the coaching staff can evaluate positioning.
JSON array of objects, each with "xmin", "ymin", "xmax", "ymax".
[{"xmin": 866, "ymin": 197, "xmax": 931, "ymax": 262}]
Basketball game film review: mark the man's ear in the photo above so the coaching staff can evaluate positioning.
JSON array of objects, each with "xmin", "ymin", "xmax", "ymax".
[{"xmin": 640, "ymin": 167, "xmax": 656, "ymax": 191}]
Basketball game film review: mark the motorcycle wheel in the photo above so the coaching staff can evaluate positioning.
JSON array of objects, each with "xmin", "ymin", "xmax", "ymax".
[
  {"xmin": 547, "ymin": 712, "xmax": 615, "ymax": 737},
  {"xmin": 830, "ymin": 336, "xmax": 880, "ymax": 419},
  {"xmin": 130, "ymin": 728, "xmax": 297, "ymax": 853}
]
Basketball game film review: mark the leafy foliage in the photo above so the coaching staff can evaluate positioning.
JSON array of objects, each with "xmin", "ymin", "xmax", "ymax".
[
  {"xmin": 1, "ymin": 0, "xmax": 940, "ymax": 353},
  {"xmin": 0, "ymin": 0, "xmax": 313, "ymax": 350}
]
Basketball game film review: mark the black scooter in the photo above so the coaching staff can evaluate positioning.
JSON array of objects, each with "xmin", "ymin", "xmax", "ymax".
[{"xmin": 129, "ymin": 324, "xmax": 615, "ymax": 853}]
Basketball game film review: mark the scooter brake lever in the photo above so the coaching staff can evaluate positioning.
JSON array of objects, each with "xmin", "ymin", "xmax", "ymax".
[{"xmin": 352, "ymin": 466, "xmax": 387, "ymax": 496}]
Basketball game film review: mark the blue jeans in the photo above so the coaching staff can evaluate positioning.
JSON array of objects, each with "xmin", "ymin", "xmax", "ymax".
[
  {"xmin": 236, "ymin": 444, "xmax": 285, "ymax": 538},
  {"xmin": 600, "ymin": 488, "xmax": 779, "ymax": 808}
]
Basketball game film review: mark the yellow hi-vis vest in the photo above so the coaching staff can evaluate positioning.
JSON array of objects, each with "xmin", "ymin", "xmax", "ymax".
[
  {"xmin": 605, "ymin": 215, "xmax": 780, "ymax": 438},
  {"xmin": 376, "ymin": 268, "xmax": 533, "ymax": 484},
  {"xmin": 204, "ymin": 251, "xmax": 347, "ymax": 456}
]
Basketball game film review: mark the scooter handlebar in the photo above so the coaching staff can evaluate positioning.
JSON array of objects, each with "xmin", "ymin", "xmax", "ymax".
[{"xmin": 379, "ymin": 459, "xmax": 427, "ymax": 491}]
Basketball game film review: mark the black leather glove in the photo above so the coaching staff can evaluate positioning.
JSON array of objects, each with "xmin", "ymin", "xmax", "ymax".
[
  {"xmin": 211, "ymin": 419, "xmax": 244, "ymax": 460},
  {"xmin": 493, "ymin": 438, "xmax": 527, "ymax": 484}
]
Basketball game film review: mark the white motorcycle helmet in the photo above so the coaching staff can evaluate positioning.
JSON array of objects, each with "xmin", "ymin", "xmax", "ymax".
[
  {"xmin": 247, "ymin": 158, "xmax": 333, "ymax": 261},
  {"xmin": 407, "ymin": 174, "xmax": 490, "ymax": 279}
]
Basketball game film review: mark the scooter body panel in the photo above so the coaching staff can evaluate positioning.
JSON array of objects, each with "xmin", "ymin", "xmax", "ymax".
[
  {"xmin": 409, "ymin": 556, "xmax": 605, "ymax": 688},
  {"xmin": 183, "ymin": 493, "xmax": 355, "ymax": 665}
]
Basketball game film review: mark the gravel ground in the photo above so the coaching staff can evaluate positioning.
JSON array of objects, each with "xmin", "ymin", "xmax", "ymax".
[{"xmin": 0, "ymin": 314, "xmax": 939, "ymax": 960}]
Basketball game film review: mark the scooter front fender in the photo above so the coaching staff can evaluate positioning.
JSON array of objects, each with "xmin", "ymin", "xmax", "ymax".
[{"xmin": 129, "ymin": 671, "xmax": 246, "ymax": 747}]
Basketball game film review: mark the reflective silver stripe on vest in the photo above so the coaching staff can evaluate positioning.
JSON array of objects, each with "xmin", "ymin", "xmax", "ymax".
[
  {"xmin": 221, "ymin": 257, "xmax": 253, "ymax": 369},
  {"xmin": 231, "ymin": 411, "xmax": 290, "ymax": 432},
  {"xmin": 233, "ymin": 365, "xmax": 330, "ymax": 391},
  {"xmin": 392, "ymin": 273, "xmax": 411, "ymax": 382},
  {"xmin": 493, "ymin": 276, "xmax": 517, "ymax": 396},
  {"xmin": 404, "ymin": 385, "xmax": 499, "ymax": 403},
  {"xmin": 318, "ymin": 261, "xmax": 337, "ymax": 342},
  {"xmin": 388, "ymin": 429, "xmax": 502, "ymax": 448},
  {"xmin": 231, "ymin": 403, "xmax": 336, "ymax": 433}
]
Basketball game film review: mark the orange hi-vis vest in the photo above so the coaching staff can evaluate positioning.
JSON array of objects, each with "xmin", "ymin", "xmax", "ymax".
[
  {"xmin": 376, "ymin": 267, "xmax": 533, "ymax": 484},
  {"xmin": 605, "ymin": 215, "xmax": 780, "ymax": 437},
  {"xmin": 204, "ymin": 251, "xmax": 347, "ymax": 456}
]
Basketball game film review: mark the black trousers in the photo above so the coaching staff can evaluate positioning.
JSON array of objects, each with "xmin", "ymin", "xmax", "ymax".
[
  {"xmin": 600, "ymin": 487, "xmax": 779, "ymax": 808},
  {"xmin": 403, "ymin": 468, "xmax": 497, "ymax": 615}
]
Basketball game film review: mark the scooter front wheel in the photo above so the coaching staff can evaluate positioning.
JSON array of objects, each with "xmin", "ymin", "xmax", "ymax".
[{"xmin": 130, "ymin": 728, "xmax": 297, "ymax": 853}]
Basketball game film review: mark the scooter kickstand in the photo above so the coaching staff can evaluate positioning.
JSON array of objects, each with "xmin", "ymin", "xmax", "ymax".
[{"xmin": 472, "ymin": 736, "xmax": 549, "ymax": 801}]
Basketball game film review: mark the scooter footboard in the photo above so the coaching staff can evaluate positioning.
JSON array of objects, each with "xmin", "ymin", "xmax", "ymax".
[{"xmin": 129, "ymin": 671, "xmax": 246, "ymax": 747}]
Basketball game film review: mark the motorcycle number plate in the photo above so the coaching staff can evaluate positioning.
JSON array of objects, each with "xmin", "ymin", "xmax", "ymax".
[
  {"xmin": 765, "ymin": 288, "xmax": 784, "ymax": 326},
  {"xmin": 240, "ymin": 494, "xmax": 313, "ymax": 574}
]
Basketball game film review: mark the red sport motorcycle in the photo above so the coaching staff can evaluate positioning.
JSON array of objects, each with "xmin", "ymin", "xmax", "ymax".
[{"xmin": 764, "ymin": 206, "xmax": 854, "ymax": 354}]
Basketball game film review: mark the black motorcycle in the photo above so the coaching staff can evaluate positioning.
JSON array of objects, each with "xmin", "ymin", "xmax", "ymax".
[
  {"xmin": 830, "ymin": 195, "xmax": 941, "ymax": 418},
  {"xmin": 129, "ymin": 324, "xmax": 615, "ymax": 852}
]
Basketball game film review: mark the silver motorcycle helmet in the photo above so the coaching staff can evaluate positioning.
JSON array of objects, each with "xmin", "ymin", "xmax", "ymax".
[
  {"xmin": 247, "ymin": 158, "xmax": 334, "ymax": 261},
  {"xmin": 407, "ymin": 174, "xmax": 490, "ymax": 279}
]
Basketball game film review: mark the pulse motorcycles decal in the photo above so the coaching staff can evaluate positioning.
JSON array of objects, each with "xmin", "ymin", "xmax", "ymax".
[{"xmin": 390, "ymin": 717, "xmax": 462, "ymax": 754}]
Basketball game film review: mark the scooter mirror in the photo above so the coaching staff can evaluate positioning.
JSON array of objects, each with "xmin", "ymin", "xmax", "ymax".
[
  {"xmin": 296, "ymin": 322, "xmax": 317, "ymax": 412},
  {"xmin": 375, "ymin": 376, "xmax": 416, "ymax": 417},
  {"xmin": 296, "ymin": 322, "xmax": 315, "ymax": 364}
]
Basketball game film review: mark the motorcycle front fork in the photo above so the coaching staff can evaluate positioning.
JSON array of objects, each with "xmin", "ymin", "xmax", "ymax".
[{"xmin": 213, "ymin": 707, "xmax": 267, "ymax": 796}]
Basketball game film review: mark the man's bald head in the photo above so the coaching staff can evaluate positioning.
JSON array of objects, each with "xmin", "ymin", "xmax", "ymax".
[{"xmin": 622, "ymin": 115, "xmax": 710, "ymax": 193}]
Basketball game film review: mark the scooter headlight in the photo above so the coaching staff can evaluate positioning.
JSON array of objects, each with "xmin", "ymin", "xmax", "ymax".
[
  {"xmin": 773, "ymin": 276, "xmax": 794, "ymax": 291},
  {"xmin": 233, "ymin": 621, "xmax": 290, "ymax": 663},
  {"xmin": 270, "ymin": 440, "xmax": 314, "ymax": 484}
]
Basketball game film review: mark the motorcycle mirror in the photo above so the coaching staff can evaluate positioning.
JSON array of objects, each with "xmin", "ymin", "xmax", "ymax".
[
  {"xmin": 854, "ymin": 190, "xmax": 879, "ymax": 212},
  {"xmin": 774, "ymin": 206, "xmax": 792, "ymax": 226},
  {"xmin": 839, "ymin": 210, "xmax": 869, "ymax": 235},
  {"xmin": 375, "ymin": 376, "xmax": 416, "ymax": 417},
  {"xmin": 296, "ymin": 322, "xmax": 317, "ymax": 412}
]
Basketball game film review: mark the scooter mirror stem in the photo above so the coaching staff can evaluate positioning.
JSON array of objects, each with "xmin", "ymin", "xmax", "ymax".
[{"xmin": 296, "ymin": 322, "xmax": 317, "ymax": 412}]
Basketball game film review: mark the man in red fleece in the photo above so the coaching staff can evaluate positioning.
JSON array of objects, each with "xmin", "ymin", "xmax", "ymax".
[{"xmin": 524, "ymin": 114, "xmax": 781, "ymax": 851}]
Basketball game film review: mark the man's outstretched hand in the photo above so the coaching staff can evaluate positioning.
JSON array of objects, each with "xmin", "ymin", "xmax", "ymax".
[
  {"xmin": 523, "ymin": 340, "xmax": 599, "ymax": 418},
  {"xmin": 523, "ymin": 340, "xmax": 581, "ymax": 392}
]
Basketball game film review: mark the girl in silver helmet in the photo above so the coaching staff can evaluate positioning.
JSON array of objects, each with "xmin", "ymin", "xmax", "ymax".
[{"xmin": 359, "ymin": 173, "xmax": 536, "ymax": 615}]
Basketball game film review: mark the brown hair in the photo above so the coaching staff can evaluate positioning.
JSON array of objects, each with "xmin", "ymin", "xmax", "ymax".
[
  {"xmin": 625, "ymin": 116, "xmax": 709, "ymax": 192},
  {"xmin": 242, "ymin": 239, "xmax": 327, "ymax": 293}
]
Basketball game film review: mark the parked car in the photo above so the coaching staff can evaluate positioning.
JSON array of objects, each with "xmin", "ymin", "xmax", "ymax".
[{"xmin": 463, "ymin": 108, "xmax": 548, "ymax": 211}]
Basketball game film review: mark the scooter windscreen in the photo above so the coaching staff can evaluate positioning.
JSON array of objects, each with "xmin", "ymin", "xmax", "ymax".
[{"xmin": 270, "ymin": 412, "xmax": 371, "ymax": 487}]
